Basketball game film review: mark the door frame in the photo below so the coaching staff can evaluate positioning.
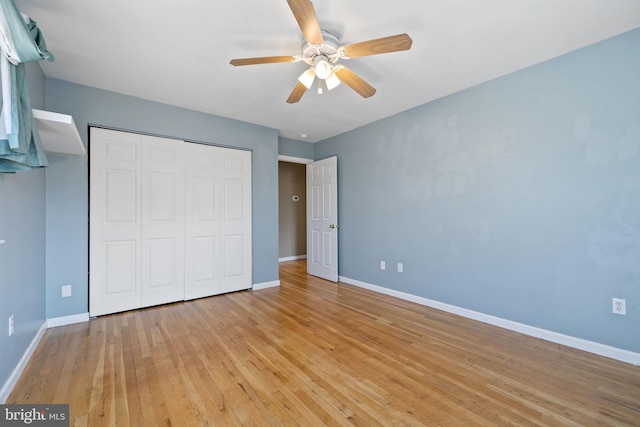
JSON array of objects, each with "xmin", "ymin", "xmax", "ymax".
[
  {"xmin": 276, "ymin": 154, "xmax": 339, "ymax": 282},
  {"xmin": 277, "ymin": 155, "xmax": 314, "ymax": 268},
  {"xmin": 277, "ymin": 155, "xmax": 312, "ymax": 262}
]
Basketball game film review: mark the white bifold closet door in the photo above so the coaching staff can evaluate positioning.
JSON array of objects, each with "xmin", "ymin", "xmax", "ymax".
[{"xmin": 89, "ymin": 127, "xmax": 252, "ymax": 317}]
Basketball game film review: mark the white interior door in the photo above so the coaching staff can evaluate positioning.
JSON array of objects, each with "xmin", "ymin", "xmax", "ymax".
[
  {"xmin": 90, "ymin": 128, "xmax": 142, "ymax": 316},
  {"xmin": 307, "ymin": 156, "xmax": 338, "ymax": 282},
  {"xmin": 140, "ymin": 135, "xmax": 185, "ymax": 307}
]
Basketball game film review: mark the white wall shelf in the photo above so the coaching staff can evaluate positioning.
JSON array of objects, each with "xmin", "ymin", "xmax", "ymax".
[{"xmin": 32, "ymin": 109, "xmax": 85, "ymax": 156}]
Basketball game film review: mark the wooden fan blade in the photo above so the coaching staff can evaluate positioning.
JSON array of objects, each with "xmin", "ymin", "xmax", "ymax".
[
  {"xmin": 334, "ymin": 67, "xmax": 376, "ymax": 98},
  {"xmin": 286, "ymin": 81, "xmax": 309, "ymax": 104},
  {"xmin": 230, "ymin": 56, "xmax": 297, "ymax": 66},
  {"xmin": 287, "ymin": 0, "xmax": 323, "ymax": 45},
  {"xmin": 342, "ymin": 33, "xmax": 413, "ymax": 58}
]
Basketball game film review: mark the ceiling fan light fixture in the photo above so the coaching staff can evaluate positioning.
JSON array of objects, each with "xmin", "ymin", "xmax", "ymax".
[
  {"xmin": 298, "ymin": 67, "xmax": 316, "ymax": 89},
  {"xmin": 314, "ymin": 56, "xmax": 332, "ymax": 80},
  {"xmin": 325, "ymin": 72, "xmax": 341, "ymax": 90}
]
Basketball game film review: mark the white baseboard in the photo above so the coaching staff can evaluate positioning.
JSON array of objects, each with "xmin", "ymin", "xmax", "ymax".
[
  {"xmin": 339, "ymin": 276, "xmax": 640, "ymax": 366},
  {"xmin": 0, "ymin": 321, "xmax": 47, "ymax": 404},
  {"xmin": 47, "ymin": 312, "xmax": 90, "ymax": 328},
  {"xmin": 253, "ymin": 280, "xmax": 280, "ymax": 291},
  {"xmin": 279, "ymin": 255, "xmax": 307, "ymax": 262}
]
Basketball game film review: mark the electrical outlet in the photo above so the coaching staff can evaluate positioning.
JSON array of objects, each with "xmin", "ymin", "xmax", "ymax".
[
  {"xmin": 397, "ymin": 263, "xmax": 403, "ymax": 273},
  {"xmin": 62, "ymin": 284, "xmax": 72, "ymax": 298},
  {"xmin": 612, "ymin": 298, "xmax": 626, "ymax": 315},
  {"xmin": 8, "ymin": 314, "xmax": 14, "ymax": 336},
  {"xmin": 380, "ymin": 261, "xmax": 385, "ymax": 270}
]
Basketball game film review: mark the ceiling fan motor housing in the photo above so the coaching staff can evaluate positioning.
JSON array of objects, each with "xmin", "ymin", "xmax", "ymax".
[{"xmin": 301, "ymin": 30, "xmax": 341, "ymax": 65}]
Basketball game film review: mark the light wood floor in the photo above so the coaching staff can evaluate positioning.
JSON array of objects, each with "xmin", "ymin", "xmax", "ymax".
[{"xmin": 9, "ymin": 260, "xmax": 640, "ymax": 426}]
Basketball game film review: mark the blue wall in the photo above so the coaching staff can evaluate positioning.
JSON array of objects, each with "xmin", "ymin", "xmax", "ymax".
[
  {"xmin": 279, "ymin": 136, "xmax": 313, "ymax": 159},
  {"xmin": 44, "ymin": 79, "xmax": 280, "ymax": 319},
  {"xmin": 314, "ymin": 29, "xmax": 640, "ymax": 352},
  {"xmin": 0, "ymin": 62, "xmax": 47, "ymax": 394}
]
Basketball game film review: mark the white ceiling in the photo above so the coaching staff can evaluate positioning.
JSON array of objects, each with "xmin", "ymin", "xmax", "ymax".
[{"xmin": 16, "ymin": 0, "xmax": 640, "ymax": 143}]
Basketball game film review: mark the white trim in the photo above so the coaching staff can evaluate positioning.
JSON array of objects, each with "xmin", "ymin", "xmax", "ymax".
[
  {"xmin": 339, "ymin": 276, "xmax": 640, "ymax": 366},
  {"xmin": 279, "ymin": 255, "xmax": 307, "ymax": 262},
  {"xmin": 252, "ymin": 280, "xmax": 280, "ymax": 291},
  {"xmin": 0, "ymin": 321, "xmax": 47, "ymax": 403},
  {"xmin": 47, "ymin": 312, "xmax": 90, "ymax": 328},
  {"xmin": 278, "ymin": 155, "xmax": 312, "ymax": 164}
]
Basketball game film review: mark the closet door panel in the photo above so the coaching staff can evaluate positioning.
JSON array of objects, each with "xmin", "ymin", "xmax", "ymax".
[
  {"xmin": 184, "ymin": 143, "xmax": 222, "ymax": 299},
  {"xmin": 140, "ymin": 135, "xmax": 185, "ymax": 307},
  {"xmin": 90, "ymin": 128, "xmax": 142, "ymax": 316},
  {"xmin": 220, "ymin": 148, "xmax": 252, "ymax": 293},
  {"xmin": 194, "ymin": 236, "xmax": 217, "ymax": 281},
  {"xmin": 104, "ymin": 240, "xmax": 137, "ymax": 294}
]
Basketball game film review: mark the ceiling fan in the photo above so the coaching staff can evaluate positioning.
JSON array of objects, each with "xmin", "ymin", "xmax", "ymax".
[{"xmin": 229, "ymin": 0, "xmax": 413, "ymax": 103}]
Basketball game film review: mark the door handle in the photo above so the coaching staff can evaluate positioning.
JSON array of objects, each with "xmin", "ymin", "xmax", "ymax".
[{"xmin": 330, "ymin": 224, "xmax": 339, "ymax": 229}]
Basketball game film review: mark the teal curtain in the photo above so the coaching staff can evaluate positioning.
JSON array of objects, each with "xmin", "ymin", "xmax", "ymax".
[{"xmin": 0, "ymin": 0, "xmax": 54, "ymax": 173}]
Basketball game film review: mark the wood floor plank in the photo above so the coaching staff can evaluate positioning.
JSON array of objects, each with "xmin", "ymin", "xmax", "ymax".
[{"xmin": 8, "ymin": 260, "xmax": 640, "ymax": 426}]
